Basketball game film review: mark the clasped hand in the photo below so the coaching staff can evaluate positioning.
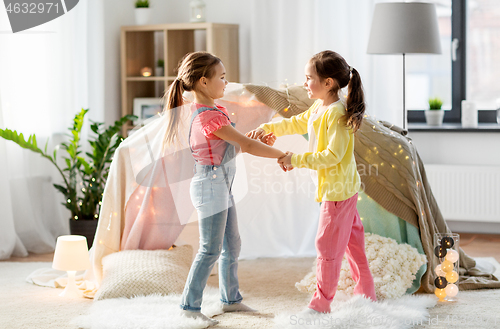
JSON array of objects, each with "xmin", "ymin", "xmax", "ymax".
[
  {"xmin": 246, "ymin": 128, "xmax": 294, "ymax": 172},
  {"xmin": 277, "ymin": 151, "xmax": 294, "ymax": 172}
]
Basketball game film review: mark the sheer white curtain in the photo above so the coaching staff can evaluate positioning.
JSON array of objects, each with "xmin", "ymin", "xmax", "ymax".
[
  {"xmin": 247, "ymin": 0, "xmax": 401, "ymax": 124},
  {"xmin": 0, "ymin": 0, "xmax": 105, "ymax": 259}
]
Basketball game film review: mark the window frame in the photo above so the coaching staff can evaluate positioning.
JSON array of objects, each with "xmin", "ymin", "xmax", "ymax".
[{"xmin": 408, "ymin": 0, "xmax": 498, "ymax": 124}]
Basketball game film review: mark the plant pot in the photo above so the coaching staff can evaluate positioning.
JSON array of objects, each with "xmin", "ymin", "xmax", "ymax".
[
  {"xmin": 69, "ymin": 219, "xmax": 99, "ymax": 249},
  {"xmin": 135, "ymin": 8, "xmax": 151, "ymax": 25},
  {"xmin": 155, "ymin": 67, "xmax": 164, "ymax": 77},
  {"xmin": 425, "ymin": 110, "xmax": 444, "ymax": 126}
]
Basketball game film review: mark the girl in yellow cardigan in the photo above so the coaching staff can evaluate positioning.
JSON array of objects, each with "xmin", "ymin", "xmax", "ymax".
[{"xmin": 248, "ymin": 50, "xmax": 377, "ymax": 314}]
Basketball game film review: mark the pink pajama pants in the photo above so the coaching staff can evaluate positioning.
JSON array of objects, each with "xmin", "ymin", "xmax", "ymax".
[{"xmin": 308, "ymin": 193, "xmax": 377, "ymax": 313}]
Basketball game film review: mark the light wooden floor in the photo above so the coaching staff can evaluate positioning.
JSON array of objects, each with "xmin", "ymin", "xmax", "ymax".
[{"xmin": 3, "ymin": 232, "xmax": 500, "ymax": 263}]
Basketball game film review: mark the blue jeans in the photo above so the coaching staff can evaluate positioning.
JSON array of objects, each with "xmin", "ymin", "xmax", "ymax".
[{"xmin": 180, "ymin": 164, "xmax": 242, "ymax": 311}]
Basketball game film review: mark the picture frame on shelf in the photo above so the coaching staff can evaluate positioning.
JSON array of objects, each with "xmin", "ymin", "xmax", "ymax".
[{"xmin": 132, "ymin": 97, "xmax": 163, "ymax": 126}]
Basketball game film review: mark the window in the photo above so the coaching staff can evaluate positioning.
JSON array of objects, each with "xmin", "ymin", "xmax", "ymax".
[
  {"xmin": 407, "ymin": 1, "xmax": 452, "ymax": 112},
  {"xmin": 467, "ymin": 0, "xmax": 500, "ymax": 111},
  {"xmin": 408, "ymin": 0, "xmax": 499, "ymax": 123}
]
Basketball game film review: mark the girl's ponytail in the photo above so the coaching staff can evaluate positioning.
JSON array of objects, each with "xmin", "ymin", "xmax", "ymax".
[
  {"xmin": 345, "ymin": 68, "xmax": 365, "ymax": 133},
  {"xmin": 164, "ymin": 78, "xmax": 184, "ymax": 146}
]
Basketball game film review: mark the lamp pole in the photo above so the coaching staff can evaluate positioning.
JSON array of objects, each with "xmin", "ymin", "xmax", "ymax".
[{"xmin": 403, "ymin": 53, "xmax": 406, "ymax": 130}]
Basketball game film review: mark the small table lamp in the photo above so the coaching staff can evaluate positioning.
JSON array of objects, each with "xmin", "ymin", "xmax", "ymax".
[
  {"xmin": 52, "ymin": 235, "xmax": 91, "ymax": 297},
  {"xmin": 367, "ymin": 2, "xmax": 442, "ymax": 129}
]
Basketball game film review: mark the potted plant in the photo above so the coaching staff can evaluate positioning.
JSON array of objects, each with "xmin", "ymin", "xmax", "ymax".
[
  {"xmin": 0, "ymin": 109, "xmax": 136, "ymax": 248},
  {"xmin": 425, "ymin": 97, "xmax": 444, "ymax": 126},
  {"xmin": 135, "ymin": 0, "xmax": 151, "ymax": 25},
  {"xmin": 155, "ymin": 59, "xmax": 164, "ymax": 77}
]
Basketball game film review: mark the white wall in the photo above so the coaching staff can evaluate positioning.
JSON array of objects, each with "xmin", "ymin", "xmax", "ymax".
[{"xmin": 410, "ymin": 132, "xmax": 500, "ymax": 166}]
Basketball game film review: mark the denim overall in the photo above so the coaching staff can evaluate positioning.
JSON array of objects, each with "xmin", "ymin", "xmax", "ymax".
[{"xmin": 180, "ymin": 107, "xmax": 243, "ymax": 311}]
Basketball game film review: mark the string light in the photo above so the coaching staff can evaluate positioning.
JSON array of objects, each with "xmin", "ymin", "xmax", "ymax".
[
  {"xmin": 82, "ymin": 188, "xmax": 86, "ymax": 192},
  {"xmin": 74, "ymin": 216, "xmax": 78, "ymax": 220},
  {"xmin": 67, "ymin": 199, "xmax": 71, "ymax": 203},
  {"xmin": 92, "ymin": 178, "xmax": 96, "ymax": 182},
  {"xmin": 94, "ymin": 214, "xmax": 98, "ymax": 218}
]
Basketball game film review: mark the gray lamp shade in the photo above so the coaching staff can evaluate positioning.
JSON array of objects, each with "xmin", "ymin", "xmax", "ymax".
[{"xmin": 367, "ymin": 2, "xmax": 442, "ymax": 54}]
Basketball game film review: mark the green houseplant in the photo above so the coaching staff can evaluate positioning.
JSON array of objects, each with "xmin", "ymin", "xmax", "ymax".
[
  {"xmin": 425, "ymin": 97, "xmax": 444, "ymax": 126},
  {"xmin": 135, "ymin": 0, "xmax": 149, "ymax": 8},
  {"xmin": 135, "ymin": 0, "xmax": 151, "ymax": 25},
  {"xmin": 0, "ymin": 109, "xmax": 136, "ymax": 247}
]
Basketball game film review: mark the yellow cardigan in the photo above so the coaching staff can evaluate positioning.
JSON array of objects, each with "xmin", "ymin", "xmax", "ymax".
[{"xmin": 259, "ymin": 100, "xmax": 360, "ymax": 202}]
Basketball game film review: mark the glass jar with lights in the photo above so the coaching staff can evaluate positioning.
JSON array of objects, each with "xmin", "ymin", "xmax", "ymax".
[{"xmin": 434, "ymin": 233, "xmax": 460, "ymax": 302}]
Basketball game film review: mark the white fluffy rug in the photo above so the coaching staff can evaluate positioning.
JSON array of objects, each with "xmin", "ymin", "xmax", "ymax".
[
  {"xmin": 72, "ymin": 286, "xmax": 435, "ymax": 329},
  {"xmin": 72, "ymin": 287, "xmax": 224, "ymax": 329},
  {"xmin": 274, "ymin": 295, "xmax": 435, "ymax": 329}
]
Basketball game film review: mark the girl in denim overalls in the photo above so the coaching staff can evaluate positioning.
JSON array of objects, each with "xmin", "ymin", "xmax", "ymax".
[{"xmin": 163, "ymin": 52, "xmax": 286, "ymax": 326}]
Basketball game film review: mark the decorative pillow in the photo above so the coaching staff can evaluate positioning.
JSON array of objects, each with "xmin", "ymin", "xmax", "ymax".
[
  {"xmin": 94, "ymin": 245, "xmax": 193, "ymax": 301},
  {"xmin": 295, "ymin": 233, "xmax": 427, "ymax": 299}
]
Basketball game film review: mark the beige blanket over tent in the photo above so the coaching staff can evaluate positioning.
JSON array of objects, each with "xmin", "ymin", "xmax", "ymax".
[{"xmin": 245, "ymin": 84, "xmax": 500, "ymax": 293}]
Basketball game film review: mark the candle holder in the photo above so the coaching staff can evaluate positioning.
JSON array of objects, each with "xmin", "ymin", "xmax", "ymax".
[
  {"xmin": 434, "ymin": 233, "xmax": 460, "ymax": 302},
  {"xmin": 190, "ymin": 0, "xmax": 206, "ymax": 22},
  {"xmin": 140, "ymin": 67, "xmax": 152, "ymax": 77}
]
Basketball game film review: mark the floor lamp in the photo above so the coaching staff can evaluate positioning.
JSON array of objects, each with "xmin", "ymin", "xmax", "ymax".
[{"xmin": 367, "ymin": 2, "xmax": 442, "ymax": 130}]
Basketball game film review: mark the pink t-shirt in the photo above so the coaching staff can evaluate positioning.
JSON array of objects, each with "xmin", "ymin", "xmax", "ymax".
[{"xmin": 190, "ymin": 103, "xmax": 232, "ymax": 166}]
